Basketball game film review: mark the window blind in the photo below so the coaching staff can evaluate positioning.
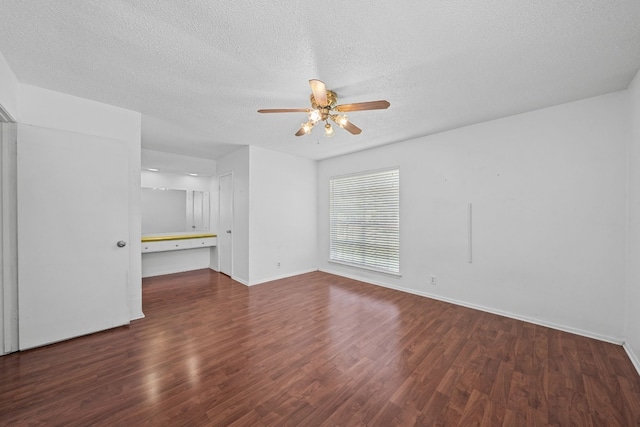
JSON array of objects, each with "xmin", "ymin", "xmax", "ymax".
[{"xmin": 329, "ymin": 168, "xmax": 400, "ymax": 275}]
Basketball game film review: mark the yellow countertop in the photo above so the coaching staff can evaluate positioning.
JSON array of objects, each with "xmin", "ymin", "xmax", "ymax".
[{"xmin": 141, "ymin": 233, "xmax": 217, "ymax": 242}]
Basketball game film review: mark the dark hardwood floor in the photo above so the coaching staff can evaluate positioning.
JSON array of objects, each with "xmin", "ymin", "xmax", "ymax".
[{"xmin": 1, "ymin": 270, "xmax": 639, "ymax": 426}]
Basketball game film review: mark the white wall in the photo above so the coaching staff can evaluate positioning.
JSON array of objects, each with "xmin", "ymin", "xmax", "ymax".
[
  {"xmin": 217, "ymin": 146, "xmax": 251, "ymax": 284},
  {"xmin": 18, "ymin": 84, "xmax": 140, "ymax": 144},
  {"xmin": 141, "ymin": 248, "xmax": 214, "ymax": 278},
  {"xmin": 17, "ymin": 84, "xmax": 144, "ymax": 320},
  {"xmin": 627, "ymin": 69, "xmax": 640, "ymax": 372},
  {"xmin": 141, "ymin": 170, "xmax": 213, "ymax": 192},
  {"xmin": 142, "ymin": 148, "xmax": 217, "ymax": 176},
  {"xmin": 216, "ymin": 146, "xmax": 318, "ymax": 286},
  {"xmin": 0, "ymin": 50, "xmax": 17, "ymax": 120},
  {"xmin": 319, "ymin": 91, "xmax": 629, "ymax": 343},
  {"xmin": 248, "ymin": 146, "xmax": 317, "ymax": 285}
]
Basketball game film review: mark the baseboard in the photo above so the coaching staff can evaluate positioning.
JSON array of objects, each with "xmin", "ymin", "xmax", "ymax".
[
  {"xmin": 232, "ymin": 275, "xmax": 250, "ymax": 286},
  {"xmin": 318, "ymin": 268, "xmax": 624, "ymax": 346},
  {"xmin": 130, "ymin": 312, "xmax": 145, "ymax": 321},
  {"xmin": 623, "ymin": 343, "xmax": 640, "ymax": 376},
  {"xmin": 248, "ymin": 269, "xmax": 318, "ymax": 286}
]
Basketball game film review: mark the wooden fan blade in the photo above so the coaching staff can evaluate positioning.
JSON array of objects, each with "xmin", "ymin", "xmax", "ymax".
[
  {"xmin": 342, "ymin": 121, "xmax": 362, "ymax": 135},
  {"xmin": 258, "ymin": 108, "xmax": 309, "ymax": 113},
  {"xmin": 295, "ymin": 127, "xmax": 307, "ymax": 136},
  {"xmin": 309, "ymin": 79, "xmax": 328, "ymax": 107},
  {"xmin": 334, "ymin": 100, "xmax": 390, "ymax": 112}
]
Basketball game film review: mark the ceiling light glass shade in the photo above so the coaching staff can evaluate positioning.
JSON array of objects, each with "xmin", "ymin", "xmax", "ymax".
[
  {"xmin": 335, "ymin": 115, "xmax": 348, "ymax": 127},
  {"xmin": 308, "ymin": 109, "xmax": 321, "ymax": 123},
  {"xmin": 302, "ymin": 121, "xmax": 314, "ymax": 134},
  {"xmin": 324, "ymin": 122, "xmax": 334, "ymax": 137}
]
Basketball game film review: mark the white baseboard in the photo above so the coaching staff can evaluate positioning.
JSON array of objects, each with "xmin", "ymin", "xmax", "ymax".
[
  {"xmin": 318, "ymin": 268, "xmax": 624, "ymax": 346},
  {"xmin": 130, "ymin": 312, "xmax": 145, "ymax": 321},
  {"xmin": 623, "ymin": 343, "xmax": 640, "ymax": 376},
  {"xmin": 232, "ymin": 275, "xmax": 250, "ymax": 286},
  {"xmin": 248, "ymin": 269, "xmax": 318, "ymax": 286}
]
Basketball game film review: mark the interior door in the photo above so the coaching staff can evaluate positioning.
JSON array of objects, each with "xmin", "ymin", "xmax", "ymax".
[
  {"xmin": 17, "ymin": 124, "xmax": 130, "ymax": 350},
  {"xmin": 218, "ymin": 173, "xmax": 233, "ymax": 276},
  {"xmin": 1, "ymin": 122, "xmax": 18, "ymax": 354}
]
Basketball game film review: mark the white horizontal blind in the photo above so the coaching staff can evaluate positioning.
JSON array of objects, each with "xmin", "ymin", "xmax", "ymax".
[{"xmin": 329, "ymin": 168, "xmax": 400, "ymax": 275}]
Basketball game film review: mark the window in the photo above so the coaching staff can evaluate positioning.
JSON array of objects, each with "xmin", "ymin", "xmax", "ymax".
[{"xmin": 329, "ymin": 168, "xmax": 400, "ymax": 275}]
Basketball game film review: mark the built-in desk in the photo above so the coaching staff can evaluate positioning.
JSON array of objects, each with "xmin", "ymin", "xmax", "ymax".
[
  {"xmin": 141, "ymin": 232, "xmax": 218, "ymax": 278},
  {"xmin": 141, "ymin": 233, "xmax": 217, "ymax": 253}
]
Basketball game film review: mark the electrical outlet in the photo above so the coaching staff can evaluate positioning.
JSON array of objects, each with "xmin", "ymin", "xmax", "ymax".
[
  {"xmin": 277, "ymin": 262, "xmax": 281, "ymax": 268},
  {"xmin": 430, "ymin": 275, "xmax": 437, "ymax": 286}
]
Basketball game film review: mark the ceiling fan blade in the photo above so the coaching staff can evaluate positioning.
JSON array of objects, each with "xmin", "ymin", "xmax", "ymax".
[
  {"xmin": 342, "ymin": 121, "xmax": 362, "ymax": 135},
  {"xmin": 294, "ymin": 127, "xmax": 307, "ymax": 136},
  {"xmin": 334, "ymin": 100, "xmax": 390, "ymax": 112},
  {"xmin": 258, "ymin": 108, "xmax": 309, "ymax": 113},
  {"xmin": 309, "ymin": 79, "xmax": 328, "ymax": 107}
]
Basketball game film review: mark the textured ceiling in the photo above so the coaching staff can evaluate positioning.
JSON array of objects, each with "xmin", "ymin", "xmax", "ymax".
[{"xmin": 1, "ymin": 1, "xmax": 639, "ymax": 160}]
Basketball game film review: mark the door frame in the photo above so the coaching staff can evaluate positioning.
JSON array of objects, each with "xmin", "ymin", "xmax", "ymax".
[
  {"xmin": 218, "ymin": 172, "xmax": 233, "ymax": 277},
  {"xmin": 1, "ymin": 117, "xmax": 18, "ymax": 355}
]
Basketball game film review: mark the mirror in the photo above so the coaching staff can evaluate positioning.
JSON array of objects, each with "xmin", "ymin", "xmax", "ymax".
[{"xmin": 141, "ymin": 187, "xmax": 210, "ymax": 234}]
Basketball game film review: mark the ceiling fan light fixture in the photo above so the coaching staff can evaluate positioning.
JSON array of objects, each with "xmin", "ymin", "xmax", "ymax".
[
  {"xmin": 302, "ymin": 121, "xmax": 314, "ymax": 134},
  {"xmin": 324, "ymin": 122, "xmax": 334, "ymax": 137},
  {"xmin": 335, "ymin": 114, "xmax": 348, "ymax": 128},
  {"xmin": 308, "ymin": 109, "xmax": 321, "ymax": 123}
]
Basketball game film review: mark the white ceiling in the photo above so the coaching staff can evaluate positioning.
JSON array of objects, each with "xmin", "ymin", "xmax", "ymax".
[{"xmin": 1, "ymin": 1, "xmax": 639, "ymax": 161}]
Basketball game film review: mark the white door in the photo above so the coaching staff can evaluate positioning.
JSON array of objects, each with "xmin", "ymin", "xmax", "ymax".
[
  {"xmin": 218, "ymin": 173, "xmax": 233, "ymax": 276},
  {"xmin": 17, "ymin": 124, "xmax": 130, "ymax": 350},
  {"xmin": 1, "ymin": 122, "xmax": 18, "ymax": 354}
]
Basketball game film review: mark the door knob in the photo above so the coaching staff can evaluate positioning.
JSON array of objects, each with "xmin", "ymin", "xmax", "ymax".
[
  {"xmin": 226, "ymin": 230, "xmax": 231, "ymax": 234},
  {"xmin": 117, "ymin": 241, "xmax": 127, "ymax": 247}
]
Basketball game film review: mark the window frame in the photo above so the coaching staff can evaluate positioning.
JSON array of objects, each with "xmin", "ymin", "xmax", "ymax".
[{"xmin": 328, "ymin": 167, "xmax": 401, "ymax": 276}]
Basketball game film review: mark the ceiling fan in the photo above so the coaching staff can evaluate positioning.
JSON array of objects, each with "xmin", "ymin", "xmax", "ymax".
[{"xmin": 258, "ymin": 79, "xmax": 390, "ymax": 137}]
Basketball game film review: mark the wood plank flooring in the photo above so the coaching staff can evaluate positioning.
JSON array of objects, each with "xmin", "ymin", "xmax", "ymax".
[{"xmin": 1, "ymin": 270, "xmax": 640, "ymax": 426}]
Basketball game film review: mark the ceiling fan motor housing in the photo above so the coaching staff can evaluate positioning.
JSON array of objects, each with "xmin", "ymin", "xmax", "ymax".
[
  {"xmin": 311, "ymin": 90, "xmax": 337, "ymax": 109},
  {"xmin": 310, "ymin": 90, "xmax": 337, "ymax": 121}
]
